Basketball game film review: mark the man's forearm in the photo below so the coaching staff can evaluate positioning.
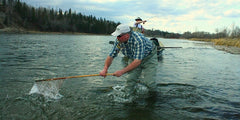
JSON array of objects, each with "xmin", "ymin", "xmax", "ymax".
[
  {"xmin": 135, "ymin": 21, "xmax": 143, "ymax": 24},
  {"xmin": 104, "ymin": 56, "xmax": 113, "ymax": 70},
  {"xmin": 135, "ymin": 20, "xmax": 146, "ymax": 24},
  {"xmin": 121, "ymin": 59, "xmax": 141, "ymax": 73}
]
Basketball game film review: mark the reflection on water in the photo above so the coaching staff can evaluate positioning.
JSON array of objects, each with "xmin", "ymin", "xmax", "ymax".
[{"xmin": 0, "ymin": 34, "xmax": 240, "ymax": 120}]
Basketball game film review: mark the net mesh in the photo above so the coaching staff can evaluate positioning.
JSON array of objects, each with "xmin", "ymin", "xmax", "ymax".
[{"xmin": 29, "ymin": 80, "xmax": 64, "ymax": 99}]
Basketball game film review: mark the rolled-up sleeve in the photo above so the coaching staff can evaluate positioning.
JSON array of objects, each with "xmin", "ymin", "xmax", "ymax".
[{"xmin": 109, "ymin": 41, "xmax": 120, "ymax": 58}]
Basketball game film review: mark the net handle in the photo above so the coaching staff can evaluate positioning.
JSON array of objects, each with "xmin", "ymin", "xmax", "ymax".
[{"xmin": 35, "ymin": 73, "xmax": 113, "ymax": 82}]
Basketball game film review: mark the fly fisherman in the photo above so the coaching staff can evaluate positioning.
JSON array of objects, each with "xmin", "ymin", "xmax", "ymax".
[
  {"xmin": 133, "ymin": 17, "xmax": 147, "ymax": 33},
  {"xmin": 99, "ymin": 24, "xmax": 157, "ymax": 99}
]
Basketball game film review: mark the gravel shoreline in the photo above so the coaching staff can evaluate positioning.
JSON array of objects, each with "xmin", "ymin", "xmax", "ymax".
[{"xmin": 213, "ymin": 45, "xmax": 240, "ymax": 54}]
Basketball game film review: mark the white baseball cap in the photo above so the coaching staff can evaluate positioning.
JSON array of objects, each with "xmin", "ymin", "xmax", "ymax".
[{"xmin": 111, "ymin": 24, "xmax": 130, "ymax": 36}]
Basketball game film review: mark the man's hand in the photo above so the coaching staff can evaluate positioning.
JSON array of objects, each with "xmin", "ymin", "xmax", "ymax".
[
  {"xmin": 143, "ymin": 20, "xmax": 147, "ymax": 24},
  {"xmin": 100, "ymin": 56, "xmax": 113, "ymax": 78},
  {"xmin": 113, "ymin": 70, "xmax": 125, "ymax": 77},
  {"xmin": 99, "ymin": 69, "xmax": 108, "ymax": 78},
  {"xmin": 113, "ymin": 59, "xmax": 141, "ymax": 77}
]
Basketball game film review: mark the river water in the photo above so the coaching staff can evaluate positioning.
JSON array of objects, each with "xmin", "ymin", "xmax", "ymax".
[{"xmin": 0, "ymin": 34, "xmax": 240, "ymax": 120}]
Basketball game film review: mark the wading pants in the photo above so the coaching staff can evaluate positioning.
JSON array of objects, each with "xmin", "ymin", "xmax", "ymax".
[{"xmin": 125, "ymin": 45, "xmax": 158, "ymax": 94}]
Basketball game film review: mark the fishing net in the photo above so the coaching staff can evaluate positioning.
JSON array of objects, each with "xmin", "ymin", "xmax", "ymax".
[
  {"xmin": 29, "ymin": 80, "xmax": 64, "ymax": 99},
  {"xmin": 29, "ymin": 73, "xmax": 112, "ymax": 99}
]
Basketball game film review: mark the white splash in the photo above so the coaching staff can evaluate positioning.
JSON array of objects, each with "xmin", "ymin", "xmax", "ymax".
[
  {"xmin": 108, "ymin": 83, "xmax": 150, "ymax": 103},
  {"xmin": 109, "ymin": 85, "xmax": 133, "ymax": 103},
  {"xmin": 135, "ymin": 83, "xmax": 149, "ymax": 95},
  {"xmin": 29, "ymin": 83, "xmax": 40, "ymax": 94},
  {"xmin": 29, "ymin": 80, "xmax": 64, "ymax": 100}
]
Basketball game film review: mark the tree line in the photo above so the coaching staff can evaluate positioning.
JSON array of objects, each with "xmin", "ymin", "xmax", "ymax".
[
  {"xmin": 0, "ymin": 0, "xmax": 181, "ymax": 38},
  {"xmin": 2, "ymin": 0, "xmax": 238, "ymax": 39},
  {"xmin": 144, "ymin": 29, "xmax": 181, "ymax": 38},
  {"xmin": 182, "ymin": 25, "xmax": 240, "ymax": 39},
  {"xmin": 1, "ymin": 0, "xmax": 119, "ymax": 34}
]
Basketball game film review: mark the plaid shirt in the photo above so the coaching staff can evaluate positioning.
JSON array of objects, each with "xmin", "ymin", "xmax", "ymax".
[{"xmin": 109, "ymin": 31, "xmax": 153, "ymax": 60}]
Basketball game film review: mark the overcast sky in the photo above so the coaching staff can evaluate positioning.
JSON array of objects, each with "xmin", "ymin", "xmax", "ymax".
[{"xmin": 21, "ymin": 0, "xmax": 240, "ymax": 33}]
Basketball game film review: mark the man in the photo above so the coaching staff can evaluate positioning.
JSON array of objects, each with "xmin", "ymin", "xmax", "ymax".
[
  {"xmin": 99, "ymin": 24, "xmax": 157, "ymax": 97},
  {"xmin": 133, "ymin": 17, "xmax": 147, "ymax": 33}
]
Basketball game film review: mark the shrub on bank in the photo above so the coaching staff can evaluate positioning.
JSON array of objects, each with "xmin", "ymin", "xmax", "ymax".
[
  {"xmin": 189, "ymin": 38, "xmax": 240, "ymax": 48},
  {"xmin": 212, "ymin": 38, "xmax": 240, "ymax": 48}
]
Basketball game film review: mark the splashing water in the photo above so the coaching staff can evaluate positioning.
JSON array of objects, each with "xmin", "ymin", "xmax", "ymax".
[
  {"xmin": 135, "ymin": 83, "xmax": 149, "ymax": 95},
  {"xmin": 108, "ymin": 83, "xmax": 149, "ymax": 103},
  {"xmin": 29, "ymin": 80, "xmax": 64, "ymax": 99},
  {"xmin": 108, "ymin": 85, "xmax": 133, "ymax": 103}
]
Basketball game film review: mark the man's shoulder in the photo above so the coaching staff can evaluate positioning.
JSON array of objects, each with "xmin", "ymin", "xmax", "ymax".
[
  {"xmin": 130, "ymin": 32, "xmax": 147, "ymax": 44},
  {"xmin": 131, "ymin": 31, "xmax": 143, "ymax": 36},
  {"xmin": 131, "ymin": 31, "xmax": 145, "ymax": 40}
]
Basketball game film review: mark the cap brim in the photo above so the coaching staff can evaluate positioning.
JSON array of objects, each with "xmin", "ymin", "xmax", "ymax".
[{"xmin": 111, "ymin": 31, "xmax": 121, "ymax": 36}]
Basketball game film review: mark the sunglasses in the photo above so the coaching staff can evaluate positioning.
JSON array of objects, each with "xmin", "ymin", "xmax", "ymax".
[
  {"xmin": 117, "ymin": 34, "xmax": 125, "ymax": 38},
  {"xmin": 117, "ymin": 35, "xmax": 123, "ymax": 38}
]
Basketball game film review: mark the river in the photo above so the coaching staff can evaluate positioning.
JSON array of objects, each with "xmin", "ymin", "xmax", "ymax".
[{"xmin": 0, "ymin": 34, "xmax": 240, "ymax": 120}]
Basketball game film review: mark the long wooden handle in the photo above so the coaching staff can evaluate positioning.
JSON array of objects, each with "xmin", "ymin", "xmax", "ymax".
[
  {"xmin": 159, "ymin": 47, "xmax": 182, "ymax": 48},
  {"xmin": 35, "ymin": 73, "xmax": 113, "ymax": 82}
]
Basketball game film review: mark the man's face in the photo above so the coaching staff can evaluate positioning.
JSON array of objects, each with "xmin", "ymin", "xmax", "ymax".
[{"xmin": 117, "ymin": 33, "xmax": 130, "ymax": 43}]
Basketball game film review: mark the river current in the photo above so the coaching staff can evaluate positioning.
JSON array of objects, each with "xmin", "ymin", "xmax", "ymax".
[{"xmin": 0, "ymin": 34, "xmax": 240, "ymax": 120}]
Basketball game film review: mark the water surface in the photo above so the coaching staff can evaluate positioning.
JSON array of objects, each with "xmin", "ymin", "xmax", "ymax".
[{"xmin": 0, "ymin": 34, "xmax": 240, "ymax": 120}]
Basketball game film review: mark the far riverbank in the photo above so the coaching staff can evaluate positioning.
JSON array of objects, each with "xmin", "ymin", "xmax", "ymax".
[
  {"xmin": 189, "ymin": 38, "xmax": 240, "ymax": 54},
  {"xmin": 1, "ymin": 27, "xmax": 240, "ymax": 54},
  {"xmin": 0, "ymin": 27, "xmax": 108, "ymax": 35}
]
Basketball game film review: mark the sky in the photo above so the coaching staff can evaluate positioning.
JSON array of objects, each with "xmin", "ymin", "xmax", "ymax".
[{"xmin": 21, "ymin": 0, "xmax": 240, "ymax": 34}]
